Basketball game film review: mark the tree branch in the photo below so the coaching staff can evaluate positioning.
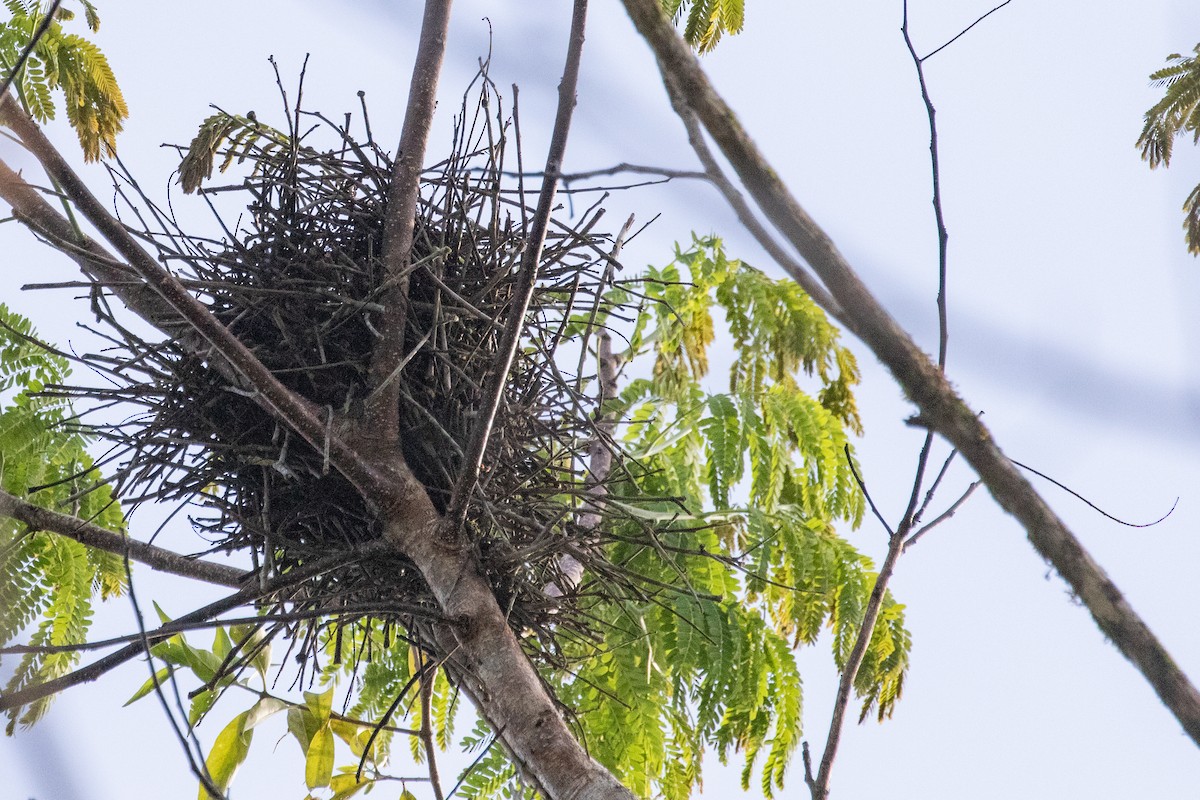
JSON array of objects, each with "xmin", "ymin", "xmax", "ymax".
[
  {"xmin": 0, "ymin": 489, "xmax": 245, "ymax": 588},
  {"xmin": 657, "ymin": 66, "xmax": 842, "ymax": 317},
  {"xmin": 620, "ymin": 0, "xmax": 1200, "ymax": 749},
  {"xmin": 0, "ymin": 549, "xmax": 370, "ymax": 713},
  {"xmin": 365, "ymin": 0, "xmax": 454, "ymax": 440}
]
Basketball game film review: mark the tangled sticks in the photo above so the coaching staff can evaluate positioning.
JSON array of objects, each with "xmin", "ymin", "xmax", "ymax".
[{"xmin": 55, "ymin": 82, "xmax": 623, "ymax": 666}]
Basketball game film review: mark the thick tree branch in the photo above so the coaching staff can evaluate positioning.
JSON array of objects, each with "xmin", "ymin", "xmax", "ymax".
[
  {"xmin": 620, "ymin": 0, "xmax": 1200, "ymax": 748},
  {"xmin": 0, "ymin": 489, "xmax": 245, "ymax": 588},
  {"xmin": 365, "ymin": 0, "xmax": 454, "ymax": 439}
]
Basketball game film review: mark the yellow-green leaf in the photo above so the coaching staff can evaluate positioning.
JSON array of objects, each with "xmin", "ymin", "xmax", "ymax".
[
  {"xmin": 329, "ymin": 771, "xmax": 371, "ymax": 800},
  {"xmin": 197, "ymin": 710, "xmax": 253, "ymax": 800},
  {"xmin": 304, "ymin": 686, "xmax": 334, "ymax": 722},
  {"xmin": 243, "ymin": 696, "xmax": 288, "ymax": 730},
  {"xmin": 305, "ymin": 724, "xmax": 335, "ymax": 790}
]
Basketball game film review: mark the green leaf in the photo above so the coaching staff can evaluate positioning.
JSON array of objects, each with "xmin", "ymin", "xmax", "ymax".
[
  {"xmin": 212, "ymin": 627, "xmax": 232, "ymax": 661},
  {"xmin": 329, "ymin": 771, "xmax": 371, "ymax": 800},
  {"xmin": 304, "ymin": 686, "xmax": 334, "ymax": 722},
  {"xmin": 123, "ymin": 666, "xmax": 173, "ymax": 706},
  {"xmin": 288, "ymin": 705, "xmax": 320, "ymax": 753},
  {"xmin": 189, "ymin": 688, "xmax": 217, "ymax": 727},
  {"xmin": 243, "ymin": 696, "xmax": 288, "ymax": 730}
]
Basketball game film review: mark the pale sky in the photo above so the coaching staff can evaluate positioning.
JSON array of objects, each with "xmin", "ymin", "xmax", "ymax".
[{"xmin": 3, "ymin": 1, "xmax": 1200, "ymax": 798}]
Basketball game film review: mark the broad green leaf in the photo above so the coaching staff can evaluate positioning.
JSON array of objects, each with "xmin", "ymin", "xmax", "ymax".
[
  {"xmin": 304, "ymin": 686, "xmax": 335, "ymax": 722},
  {"xmin": 288, "ymin": 705, "xmax": 321, "ymax": 752},
  {"xmin": 212, "ymin": 627, "xmax": 233, "ymax": 661},
  {"xmin": 244, "ymin": 696, "xmax": 288, "ymax": 730},
  {"xmin": 189, "ymin": 689, "xmax": 217, "ymax": 727},
  {"xmin": 329, "ymin": 770, "xmax": 371, "ymax": 800}
]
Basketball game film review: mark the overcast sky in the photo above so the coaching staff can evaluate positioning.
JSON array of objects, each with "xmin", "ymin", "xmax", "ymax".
[{"xmin": 3, "ymin": 1, "xmax": 1200, "ymax": 798}]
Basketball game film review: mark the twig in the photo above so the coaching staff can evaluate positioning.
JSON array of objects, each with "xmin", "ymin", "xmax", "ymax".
[
  {"xmin": 444, "ymin": 0, "xmax": 592, "ymax": 534},
  {"xmin": 419, "ymin": 654, "xmax": 445, "ymax": 800},
  {"xmin": 445, "ymin": 726, "xmax": 504, "ymax": 800},
  {"xmin": 921, "ymin": 0, "xmax": 1014, "ymax": 62},
  {"xmin": 123, "ymin": 554, "xmax": 222, "ymax": 799},
  {"xmin": 843, "ymin": 445, "xmax": 895, "ymax": 538},
  {"xmin": 0, "ymin": 99, "xmax": 396, "ymax": 510},
  {"xmin": 903, "ymin": 480, "xmax": 980, "ymax": 551},
  {"xmin": 0, "ymin": 488, "xmax": 245, "ymax": 588},
  {"xmin": 811, "ymin": 518, "xmax": 907, "ymax": 799},
  {"xmin": 902, "ymin": 0, "xmax": 950, "ymax": 371},
  {"xmin": 1012, "ymin": 460, "xmax": 1178, "ymax": 528},
  {"xmin": 0, "ymin": 549, "xmax": 363, "ymax": 713},
  {"xmin": 621, "ymin": 0, "xmax": 1200, "ymax": 752},
  {"xmin": 547, "ymin": 214, "xmax": 635, "ymax": 597},
  {"xmin": 658, "ymin": 66, "xmax": 842, "ymax": 317}
]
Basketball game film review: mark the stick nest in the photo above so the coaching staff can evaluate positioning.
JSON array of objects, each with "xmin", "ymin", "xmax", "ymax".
[{"xmin": 61, "ymin": 82, "xmax": 629, "ymax": 663}]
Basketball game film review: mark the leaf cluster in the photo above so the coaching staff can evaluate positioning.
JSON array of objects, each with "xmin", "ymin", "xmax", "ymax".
[
  {"xmin": 0, "ymin": 0, "xmax": 126, "ymax": 160},
  {"xmin": 662, "ymin": 0, "xmax": 745, "ymax": 53},
  {"xmin": 0, "ymin": 303, "xmax": 127, "ymax": 732},
  {"xmin": 1138, "ymin": 43, "xmax": 1200, "ymax": 254},
  {"xmin": 458, "ymin": 238, "xmax": 908, "ymax": 800}
]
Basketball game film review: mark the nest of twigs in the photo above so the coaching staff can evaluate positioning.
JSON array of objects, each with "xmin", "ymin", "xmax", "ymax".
[{"xmin": 55, "ymin": 77, "xmax": 631, "ymax": 666}]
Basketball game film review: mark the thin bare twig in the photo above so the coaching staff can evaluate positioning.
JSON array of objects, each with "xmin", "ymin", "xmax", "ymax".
[
  {"xmin": 418, "ymin": 654, "xmax": 445, "ymax": 800},
  {"xmin": 1012, "ymin": 460, "xmax": 1178, "ymax": 528},
  {"xmin": 0, "ymin": 98, "xmax": 394, "ymax": 510},
  {"xmin": 903, "ymin": 480, "xmax": 980, "ymax": 551},
  {"xmin": 0, "ymin": 549, "xmax": 369, "ymax": 713},
  {"xmin": 902, "ymin": 0, "xmax": 950, "ymax": 371},
  {"xmin": 921, "ymin": 0, "xmax": 1014, "ymax": 62},
  {"xmin": 444, "ymin": 0, "xmax": 592, "ymax": 533},
  {"xmin": 658, "ymin": 67, "xmax": 842, "ymax": 317}
]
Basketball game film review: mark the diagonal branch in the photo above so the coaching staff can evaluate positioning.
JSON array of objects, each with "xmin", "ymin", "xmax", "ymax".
[
  {"xmin": 444, "ymin": 0, "xmax": 591, "ymax": 533},
  {"xmin": 0, "ymin": 488, "xmax": 245, "ymax": 588},
  {"xmin": 620, "ymin": 0, "xmax": 1200, "ymax": 748},
  {"xmin": 0, "ymin": 547, "xmax": 377, "ymax": 714}
]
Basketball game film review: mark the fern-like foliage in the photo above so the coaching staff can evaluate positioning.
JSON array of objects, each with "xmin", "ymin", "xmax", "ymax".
[
  {"xmin": 1138, "ymin": 43, "xmax": 1200, "ymax": 255},
  {"xmin": 0, "ymin": 303, "xmax": 127, "ymax": 732},
  {"xmin": 542, "ymin": 236, "xmax": 907, "ymax": 799},
  {"xmin": 177, "ymin": 110, "xmax": 290, "ymax": 194},
  {"xmin": 0, "ymin": 0, "xmax": 128, "ymax": 160},
  {"xmin": 662, "ymin": 0, "xmax": 746, "ymax": 53}
]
